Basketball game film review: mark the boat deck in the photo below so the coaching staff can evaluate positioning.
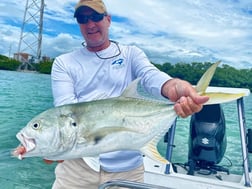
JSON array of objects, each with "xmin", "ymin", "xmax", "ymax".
[{"xmin": 144, "ymin": 157, "xmax": 251, "ymax": 189}]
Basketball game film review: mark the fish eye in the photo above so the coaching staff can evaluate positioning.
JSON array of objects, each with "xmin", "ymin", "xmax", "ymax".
[
  {"xmin": 71, "ymin": 122, "xmax": 77, "ymax": 127},
  {"xmin": 32, "ymin": 122, "xmax": 40, "ymax": 130}
]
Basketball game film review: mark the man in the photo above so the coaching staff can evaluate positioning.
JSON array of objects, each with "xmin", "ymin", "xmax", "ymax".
[{"xmin": 50, "ymin": 0, "xmax": 209, "ymax": 188}]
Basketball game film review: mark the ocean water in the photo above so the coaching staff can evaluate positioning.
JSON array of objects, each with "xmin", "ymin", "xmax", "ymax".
[{"xmin": 0, "ymin": 70, "xmax": 251, "ymax": 189}]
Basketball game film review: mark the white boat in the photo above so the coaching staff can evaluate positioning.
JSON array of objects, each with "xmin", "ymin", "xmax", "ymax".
[{"xmin": 99, "ymin": 86, "xmax": 251, "ymax": 189}]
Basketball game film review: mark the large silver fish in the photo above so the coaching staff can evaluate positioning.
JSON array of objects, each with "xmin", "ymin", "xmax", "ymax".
[{"xmin": 12, "ymin": 61, "xmax": 245, "ymax": 164}]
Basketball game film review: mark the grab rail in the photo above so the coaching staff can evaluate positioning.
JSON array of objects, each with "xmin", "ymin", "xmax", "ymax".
[
  {"xmin": 98, "ymin": 179, "xmax": 173, "ymax": 189},
  {"xmin": 237, "ymin": 97, "xmax": 251, "ymax": 187}
]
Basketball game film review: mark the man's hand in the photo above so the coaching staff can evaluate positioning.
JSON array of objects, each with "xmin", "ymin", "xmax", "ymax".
[{"xmin": 161, "ymin": 78, "xmax": 209, "ymax": 118}]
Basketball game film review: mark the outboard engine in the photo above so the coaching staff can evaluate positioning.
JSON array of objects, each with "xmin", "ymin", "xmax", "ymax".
[{"xmin": 187, "ymin": 104, "xmax": 227, "ymax": 175}]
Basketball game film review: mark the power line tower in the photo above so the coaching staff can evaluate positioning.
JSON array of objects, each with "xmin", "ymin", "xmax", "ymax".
[{"xmin": 17, "ymin": 0, "xmax": 45, "ymax": 71}]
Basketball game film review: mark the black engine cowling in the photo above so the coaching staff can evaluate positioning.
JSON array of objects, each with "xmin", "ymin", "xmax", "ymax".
[{"xmin": 187, "ymin": 104, "xmax": 227, "ymax": 174}]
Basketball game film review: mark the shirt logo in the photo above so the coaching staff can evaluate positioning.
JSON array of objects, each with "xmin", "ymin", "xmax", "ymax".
[
  {"xmin": 111, "ymin": 59, "xmax": 125, "ymax": 69},
  {"xmin": 112, "ymin": 59, "xmax": 123, "ymax": 65}
]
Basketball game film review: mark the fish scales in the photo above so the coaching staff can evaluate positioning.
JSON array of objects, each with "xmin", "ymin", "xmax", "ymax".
[{"xmin": 59, "ymin": 97, "xmax": 175, "ymax": 156}]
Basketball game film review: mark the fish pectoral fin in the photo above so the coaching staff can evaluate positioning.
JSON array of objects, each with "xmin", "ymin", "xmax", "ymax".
[
  {"xmin": 141, "ymin": 140, "xmax": 169, "ymax": 165},
  {"xmin": 204, "ymin": 92, "xmax": 246, "ymax": 105},
  {"xmin": 85, "ymin": 127, "xmax": 137, "ymax": 144}
]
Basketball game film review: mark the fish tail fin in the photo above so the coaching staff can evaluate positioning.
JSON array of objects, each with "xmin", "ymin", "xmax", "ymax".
[
  {"xmin": 195, "ymin": 61, "xmax": 249, "ymax": 104},
  {"xmin": 195, "ymin": 60, "xmax": 221, "ymax": 94},
  {"xmin": 203, "ymin": 92, "xmax": 246, "ymax": 105}
]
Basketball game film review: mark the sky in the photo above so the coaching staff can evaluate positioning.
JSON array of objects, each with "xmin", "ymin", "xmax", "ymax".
[{"xmin": 0, "ymin": 0, "xmax": 252, "ymax": 68}]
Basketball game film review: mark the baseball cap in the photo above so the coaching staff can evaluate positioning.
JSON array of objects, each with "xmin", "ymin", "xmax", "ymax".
[{"xmin": 74, "ymin": 0, "xmax": 107, "ymax": 17}]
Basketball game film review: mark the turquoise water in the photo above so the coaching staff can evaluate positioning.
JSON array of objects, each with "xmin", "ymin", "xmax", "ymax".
[
  {"xmin": 0, "ymin": 70, "xmax": 251, "ymax": 188},
  {"xmin": 0, "ymin": 70, "xmax": 55, "ymax": 189}
]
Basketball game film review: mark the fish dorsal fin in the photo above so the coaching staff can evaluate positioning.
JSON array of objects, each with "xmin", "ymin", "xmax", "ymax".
[
  {"xmin": 141, "ymin": 138, "xmax": 169, "ymax": 165},
  {"xmin": 121, "ymin": 78, "xmax": 143, "ymax": 99},
  {"xmin": 195, "ymin": 61, "xmax": 221, "ymax": 94}
]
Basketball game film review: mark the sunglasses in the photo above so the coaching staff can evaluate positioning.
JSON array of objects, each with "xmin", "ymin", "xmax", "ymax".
[{"xmin": 76, "ymin": 13, "xmax": 107, "ymax": 24}]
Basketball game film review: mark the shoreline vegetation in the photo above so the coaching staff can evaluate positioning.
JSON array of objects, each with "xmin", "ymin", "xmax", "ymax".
[{"xmin": 1, "ymin": 54, "xmax": 251, "ymax": 91}]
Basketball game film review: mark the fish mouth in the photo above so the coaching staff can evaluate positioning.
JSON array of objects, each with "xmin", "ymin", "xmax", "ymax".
[{"xmin": 13, "ymin": 133, "xmax": 36, "ymax": 159}]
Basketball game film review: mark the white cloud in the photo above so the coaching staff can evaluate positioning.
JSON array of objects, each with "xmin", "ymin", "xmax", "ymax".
[
  {"xmin": 0, "ymin": 24, "xmax": 21, "ymax": 58},
  {"xmin": 0, "ymin": 0, "xmax": 251, "ymax": 68},
  {"xmin": 104, "ymin": 0, "xmax": 252, "ymax": 67},
  {"xmin": 42, "ymin": 33, "xmax": 80, "ymax": 58}
]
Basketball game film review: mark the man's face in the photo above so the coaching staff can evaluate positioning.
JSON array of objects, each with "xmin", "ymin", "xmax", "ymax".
[{"xmin": 77, "ymin": 7, "xmax": 111, "ymax": 51}]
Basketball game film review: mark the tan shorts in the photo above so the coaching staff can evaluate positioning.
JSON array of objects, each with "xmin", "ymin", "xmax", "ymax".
[{"xmin": 52, "ymin": 158, "xmax": 144, "ymax": 189}]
